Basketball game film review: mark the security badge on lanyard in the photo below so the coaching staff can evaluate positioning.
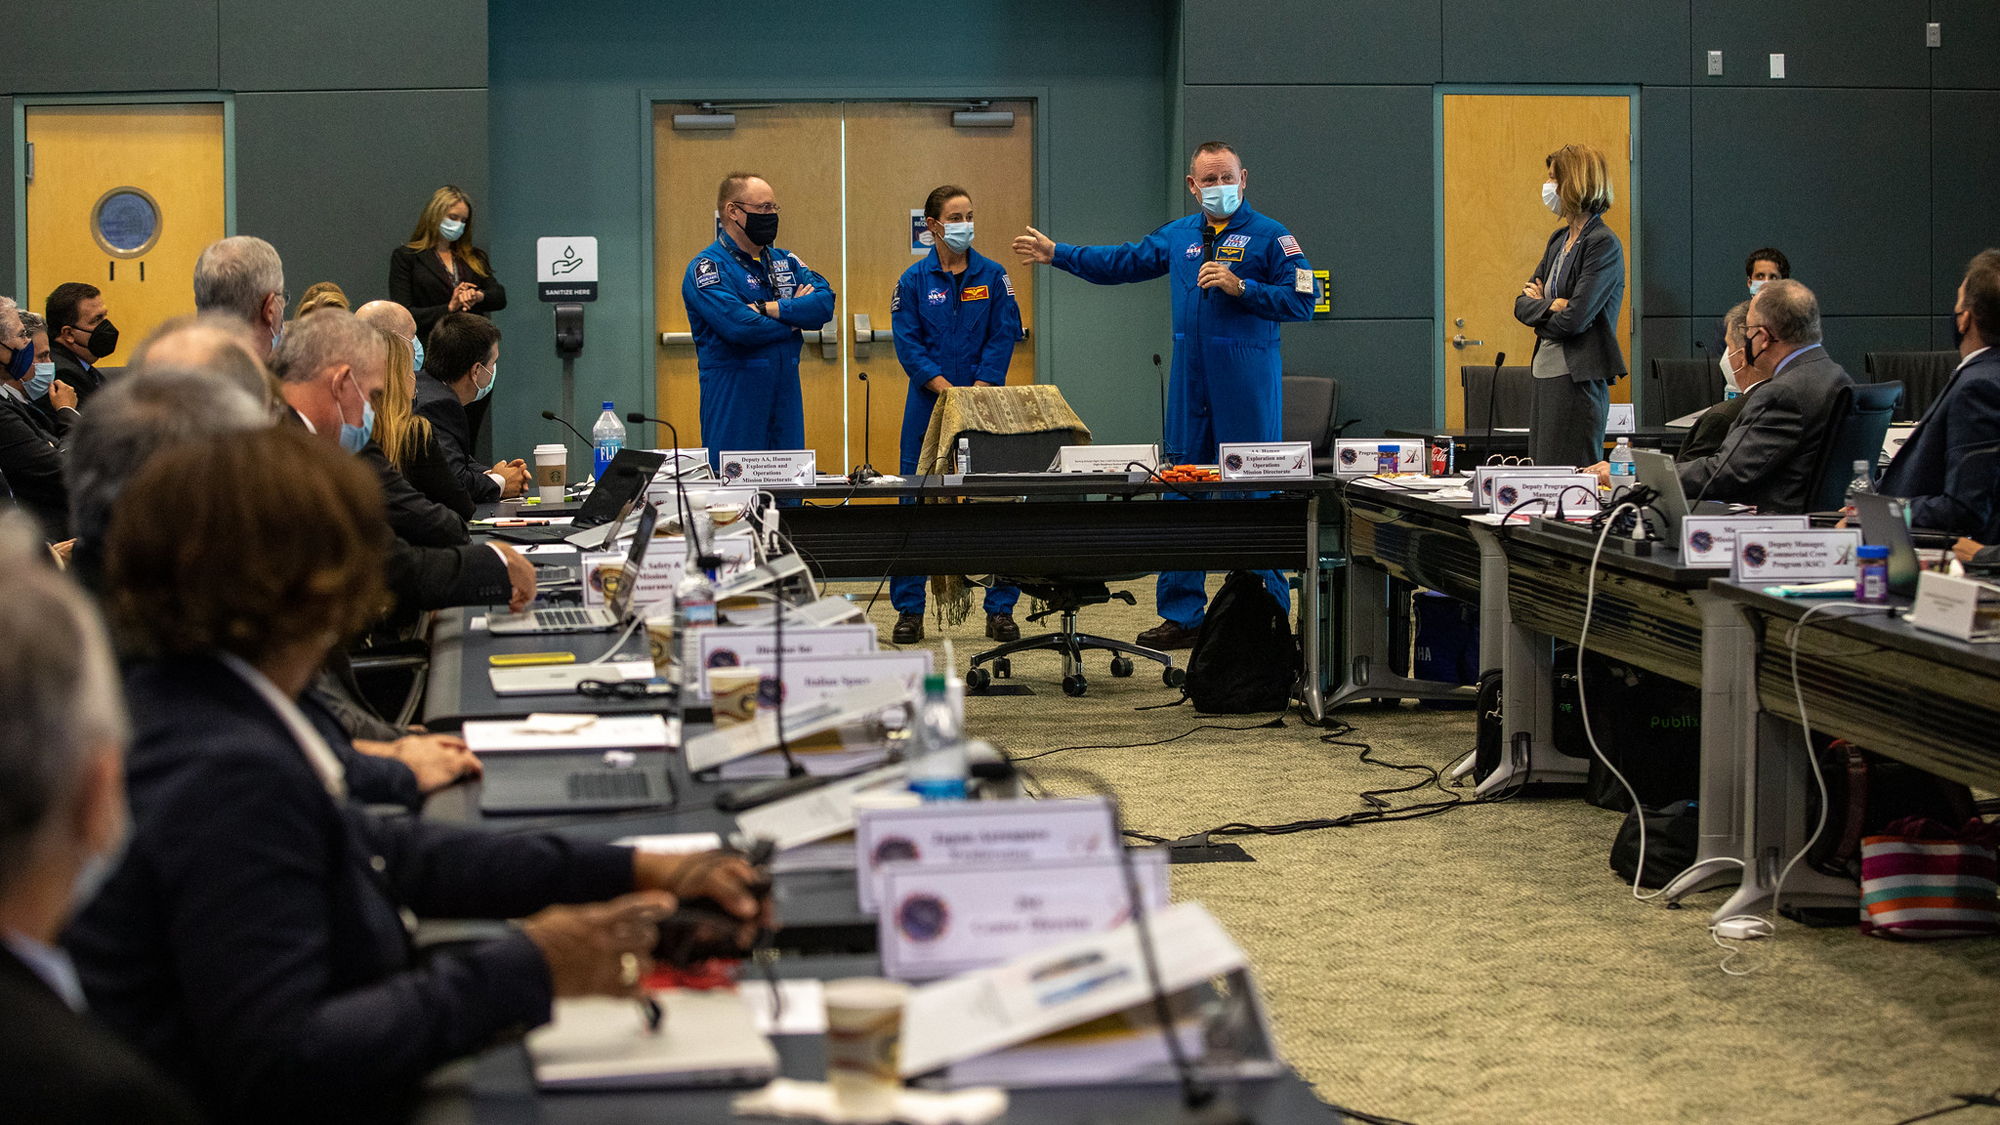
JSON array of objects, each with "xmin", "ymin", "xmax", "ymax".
[{"xmin": 763, "ymin": 250, "xmax": 797, "ymax": 299}]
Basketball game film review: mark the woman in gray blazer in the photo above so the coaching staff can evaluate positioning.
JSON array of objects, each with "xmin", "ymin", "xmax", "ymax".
[{"xmin": 1513, "ymin": 143, "xmax": 1627, "ymax": 467}]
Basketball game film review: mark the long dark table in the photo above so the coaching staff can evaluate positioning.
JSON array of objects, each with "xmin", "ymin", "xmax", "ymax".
[
  {"xmin": 1387, "ymin": 425, "xmax": 1687, "ymax": 463},
  {"xmin": 1330, "ymin": 478, "xmax": 1486, "ymax": 711}
]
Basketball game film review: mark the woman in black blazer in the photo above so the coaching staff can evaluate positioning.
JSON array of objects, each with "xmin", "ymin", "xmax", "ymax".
[
  {"xmin": 1512, "ymin": 143, "xmax": 1627, "ymax": 467},
  {"xmin": 388, "ymin": 185, "xmax": 507, "ymax": 341}
]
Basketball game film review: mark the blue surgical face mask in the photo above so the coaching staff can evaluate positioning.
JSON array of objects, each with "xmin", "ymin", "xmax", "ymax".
[
  {"xmin": 1748, "ymin": 279, "xmax": 1768, "ymax": 296},
  {"xmin": 439, "ymin": 217, "xmax": 465, "ymax": 242},
  {"xmin": 410, "ymin": 335, "xmax": 426, "ymax": 372},
  {"xmin": 25, "ymin": 362, "xmax": 55, "ymax": 400},
  {"xmin": 940, "ymin": 221, "xmax": 974, "ymax": 252},
  {"xmin": 1198, "ymin": 183, "xmax": 1241, "ymax": 219},
  {"xmin": 337, "ymin": 378, "xmax": 375, "ymax": 454},
  {"xmin": 472, "ymin": 359, "xmax": 497, "ymax": 402}
]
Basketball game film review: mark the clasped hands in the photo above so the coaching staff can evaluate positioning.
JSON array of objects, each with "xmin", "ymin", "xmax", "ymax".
[{"xmin": 449, "ymin": 282, "xmax": 485, "ymax": 312}]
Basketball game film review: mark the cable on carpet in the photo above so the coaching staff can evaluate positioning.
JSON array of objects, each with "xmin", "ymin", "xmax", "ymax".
[
  {"xmin": 1005, "ymin": 718, "xmax": 1288, "ymax": 763},
  {"xmin": 1885, "ymin": 1087, "xmax": 2000, "ymax": 1125}
]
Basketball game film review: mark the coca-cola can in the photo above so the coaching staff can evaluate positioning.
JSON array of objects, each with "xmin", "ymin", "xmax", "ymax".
[{"xmin": 1431, "ymin": 435, "xmax": 1455, "ymax": 477}]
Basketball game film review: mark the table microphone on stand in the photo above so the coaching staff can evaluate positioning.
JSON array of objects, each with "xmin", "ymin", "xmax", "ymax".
[
  {"xmin": 849, "ymin": 371, "xmax": 880, "ymax": 484},
  {"xmin": 1481, "ymin": 351, "xmax": 1506, "ymax": 461},
  {"xmin": 622, "ymin": 412, "xmax": 711, "ymax": 573}
]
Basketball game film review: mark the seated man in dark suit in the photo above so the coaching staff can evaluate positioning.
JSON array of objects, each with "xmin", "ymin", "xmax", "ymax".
[
  {"xmin": 1878, "ymin": 250, "xmax": 2000, "ymax": 536},
  {"xmin": 1676, "ymin": 300, "xmax": 1761, "ymax": 463},
  {"xmin": 44, "ymin": 281, "xmax": 118, "ymax": 409},
  {"xmin": 65, "ymin": 429, "xmax": 767, "ymax": 1124},
  {"xmin": 414, "ymin": 312, "xmax": 528, "ymax": 504},
  {"xmin": 0, "ymin": 297, "xmax": 73, "ymax": 540},
  {"xmin": 0, "ymin": 511, "xmax": 205, "ymax": 1124},
  {"xmin": 1668, "ymin": 280, "xmax": 1853, "ymax": 513}
]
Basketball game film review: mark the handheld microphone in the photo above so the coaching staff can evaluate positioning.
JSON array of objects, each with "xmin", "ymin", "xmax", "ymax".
[
  {"xmin": 540, "ymin": 409, "xmax": 592, "ymax": 449},
  {"xmin": 622, "ymin": 412, "xmax": 711, "ymax": 570},
  {"xmin": 849, "ymin": 371, "xmax": 880, "ymax": 484},
  {"xmin": 1200, "ymin": 226, "xmax": 1216, "ymax": 300}
]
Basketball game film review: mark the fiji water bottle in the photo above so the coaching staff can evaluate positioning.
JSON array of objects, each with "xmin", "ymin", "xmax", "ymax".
[{"xmin": 591, "ymin": 402, "xmax": 625, "ymax": 481}]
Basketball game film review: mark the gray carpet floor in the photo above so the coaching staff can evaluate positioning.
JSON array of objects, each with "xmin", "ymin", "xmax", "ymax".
[{"xmin": 833, "ymin": 575, "xmax": 2000, "ymax": 1125}]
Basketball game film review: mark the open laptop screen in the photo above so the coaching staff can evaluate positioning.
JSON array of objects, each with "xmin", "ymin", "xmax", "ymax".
[{"xmin": 604, "ymin": 501, "xmax": 659, "ymax": 620}]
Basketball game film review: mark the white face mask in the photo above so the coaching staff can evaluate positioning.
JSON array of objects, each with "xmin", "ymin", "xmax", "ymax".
[
  {"xmin": 1719, "ymin": 349, "xmax": 1740, "ymax": 395},
  {"xmin": 1748, "ymin": 279, "xmax": 1768, "ymax": 296},
  {"xmin": 1541, "ymin": 181, "xmax": 1562, "ymax": 216},
  {"xmin": 439, "ymin": 217, "xmax": 465, "ymax": 242}
]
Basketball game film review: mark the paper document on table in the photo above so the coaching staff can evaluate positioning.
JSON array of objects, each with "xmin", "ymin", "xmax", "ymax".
[
  {"xmin": 735, "ymin": 979, "xmax": 828, "ymax": 1035},
  {"xmin": 527, "ymin": 992, "xmax": 776, "ymax": 1089},
  {"xmin": 462, "ymin": 713, "xmax": 669, "ymax": 753}
]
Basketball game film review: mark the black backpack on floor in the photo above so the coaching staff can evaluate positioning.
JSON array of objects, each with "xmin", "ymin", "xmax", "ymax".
[{"xmin": 1182, "ymin": 571, "xmax": 1297, "ymax": 714}]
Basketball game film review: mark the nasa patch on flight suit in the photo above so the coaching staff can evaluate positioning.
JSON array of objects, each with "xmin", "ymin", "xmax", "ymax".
[
  {"xmin": 694, "ymin": 257, "xmax": 720, "ymax": 288},
  {"xmin": 1294, "ymin": 268, "xmax": 1313, "ymax": 294}
]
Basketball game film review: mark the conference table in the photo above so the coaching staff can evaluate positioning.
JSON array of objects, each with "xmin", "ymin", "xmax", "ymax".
[
  {"xmin": 1386, "ymin": 425, "xmax": 1686, "ymax": 463},
  {"xmin": 415, "ymin": 582, "xmax": 1345, "ymax": 1123}
]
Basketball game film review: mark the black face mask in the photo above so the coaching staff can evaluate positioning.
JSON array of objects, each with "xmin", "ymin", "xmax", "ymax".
[
  {"xmin": 740, "ymin": 210, "xmax": 780, "ymax": 247},
  {"xmin": 79, "ymin": 319, "xmax": 118, "ymax": 360},
  {"xmin": 1743, "ymin": 326, "xmax": 1764, "ymax": 369}
]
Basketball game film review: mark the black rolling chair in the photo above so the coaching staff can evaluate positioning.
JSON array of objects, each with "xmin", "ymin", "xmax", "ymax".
[
  {"xmin": 1804, "ymin": 381, "xmax": 1902, "ymax": 512},
  {"xmin": 1281, "ymin": 374, "xmax": 1354, "ymax": 475},
  {"xmin": 1649, "ymin": 357, "xmax": 1727, "ymax": 426},
  {"xmin": 1864, "ymin": 351, "xmax": 1958, "ymax": 422},
  {"xmin": 1459, "ymin": 364, "xmax": 1534, "ymax": 430},
  {"xmin": 960, "ymin": 420, "xmax": 1183, "ymax": 699}
]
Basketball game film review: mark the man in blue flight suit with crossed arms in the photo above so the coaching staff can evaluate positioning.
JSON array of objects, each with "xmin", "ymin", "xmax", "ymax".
[
  {"xmin": 682, "ymin": 172, "xmax": 837, "ymax": 468},
  {"xmin": 1013, "ymin": 141, "xmax": 1314, "ymax": 650}
]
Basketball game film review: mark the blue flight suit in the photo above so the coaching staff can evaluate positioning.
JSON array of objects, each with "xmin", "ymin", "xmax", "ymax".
[
  {"xmin": 1050, "ymin": 203, "xmax": 1315, "ymax": 628},
  {"xmin": 682, "ymin": 237, "xmax": 837, "ymax": 467},
  {"xmin": 888, "ymin": 246, "xmax": 1025, "ymax": 616}
]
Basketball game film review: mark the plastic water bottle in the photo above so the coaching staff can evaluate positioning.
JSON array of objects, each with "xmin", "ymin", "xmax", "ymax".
[
  {"xmin": 955, "ymin": 437, "xmax": 972, "ymax": 476},
  {"xmin": 673, "ymin": 572, "xmax": 716, "ymax": 686},
  {"xmin": 1843, "ymin": 459, "xmax": 1874, "ymax": 519},
  {"xmin": 591, "ymin": 402, "xmax": 625, "ymax": 481},
  {"xmin": 1608, "ymin": 437, "xmax": 1636, "ymax": 486},
  {"xmin": 908, "ymin": 674, "xmax": 968, "ymax": 801}
]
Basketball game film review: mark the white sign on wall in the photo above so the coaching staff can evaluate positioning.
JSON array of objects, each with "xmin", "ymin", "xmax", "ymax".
[{"xmin": 536, "ymin": 236, "xmax": 599, "ymax": 301}]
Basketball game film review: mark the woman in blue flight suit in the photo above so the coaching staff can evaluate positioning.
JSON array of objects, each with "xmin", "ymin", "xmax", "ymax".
[
  {"xmin": 681, "ymin": 174, "xmax": 837, "ymax": 468},
  {"xmin": 887, "ymin": 184, "xmax": 1025, "ymax": 645}
]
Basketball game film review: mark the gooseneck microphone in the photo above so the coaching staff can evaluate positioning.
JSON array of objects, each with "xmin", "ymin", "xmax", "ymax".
[
  {"xmin": 849, "ymin": 371, "xmax": 879, "ymax": 484},
  {"xmin": 1154, "ymin": 354, "xmax": 1167, "ymax": 456},
  {"xmin": 540, "ymin": 409, "xmax": 592, "ymax": 448},
  {"xmin": 624, "ymin": 412, "xmax": 712, "ymax": 571},
  {"xmin": 1481, "ymin": 352, "xmax": 1507, "ymax": 459}
]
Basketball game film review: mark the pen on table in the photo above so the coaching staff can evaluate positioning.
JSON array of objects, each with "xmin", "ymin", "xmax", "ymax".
[{"xmin": 639, "ymin": 993, "xmax": 663, "ymax": 1033}]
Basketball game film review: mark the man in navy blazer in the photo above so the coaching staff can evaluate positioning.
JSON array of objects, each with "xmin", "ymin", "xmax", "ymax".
[{"xmin": 1879, "ymin": 250, "xmax": 2000, "ymax": 537}]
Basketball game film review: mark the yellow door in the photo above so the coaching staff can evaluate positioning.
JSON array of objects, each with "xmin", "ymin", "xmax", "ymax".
[
  {"xmin": 653, "ymin": 101, "xmax": 1036, "ymax": 476},
  {"xmin": 842, "ymin": 101, "xmax": 1035, "ymax": 475},
  {"xmin": 1441, "ymin": 94, "xmax": 1633, "ymax": 427},
  {"xmin": 26, "ymin": 104, "xmax": 226, "ymax": 354},
  {"xmin": 654, "ymin": 103, "xmax": 844, "ymax": 468}
]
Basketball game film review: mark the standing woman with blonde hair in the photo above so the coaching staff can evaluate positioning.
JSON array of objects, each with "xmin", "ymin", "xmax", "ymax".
[
  {"xmin": 388, "ymin": 186, "xmax": 508, "ymax": 343},
  {"xmin": 1513, "ymin": 143, "xmax": 1627, "ymax": 467}
]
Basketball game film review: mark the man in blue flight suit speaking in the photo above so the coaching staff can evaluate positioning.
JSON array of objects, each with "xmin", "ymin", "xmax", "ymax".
[
  {"xmin": 1013, "ymin": 141, "xmax": 1314, "ymax": 650},
  {"xmin": 682, "ymin": 173, "xmax": 837, "ymax": 467}
]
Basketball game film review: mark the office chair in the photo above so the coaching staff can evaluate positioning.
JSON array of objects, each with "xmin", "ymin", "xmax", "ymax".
[
  {"xmin": 1805, "ymin": 381, "xmax": 1902, "ymax": 512},
  {"xmin": 1459, "ymin": 364, "xmax": 1534, "ymax": 431},
  {"xmin": 1864, "ymin": 351, "xmax": 1958, "ymax": 422},
  {"xmin": 945, "ymin": 389, "xmax": 1183, "ymax": 698},
  {"xmin": 1649, "ymin": 357, "xmax": 1727, "ymax": 426},
  {"xmin": 1281, "ymin": 374, "xmax": 1353, "ymax": 475}
]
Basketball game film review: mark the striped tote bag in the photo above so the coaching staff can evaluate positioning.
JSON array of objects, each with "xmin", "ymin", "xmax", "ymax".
[{"xmin": 1859, "ymin": 817, "xmax": 2000, "ymax": 940}]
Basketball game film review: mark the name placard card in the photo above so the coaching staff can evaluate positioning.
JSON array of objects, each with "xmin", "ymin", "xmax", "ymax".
[
  {"xmin": 855, "ymin": 797, "xmax": 1118, "ymax": 913},
  {"xmin": 1333, "ymin": 439, "xmax": 1424, "ymax": 477},
  {"xmin": 693, "ymin": 622, "xmax": 878, "ymax": 701},
  {"xmin": 734, "ymin": 764, "xmax": 909, "ymax": 851},
  {"xmin": 1606, "ymin": 402, "xmax": 1636, "ymax": 433},
  {"xmin": 1486, "ymin": 474, "xmax": 1600, "ymax": 516},
  {"xmin": 1732, "ymin": 528, "xmax": 1862, "ymax": 582},
  {"xmin": 1471, "ymin": 465, "xmax": 1576, "ymax": 504},
  {"xmin": 578, "ymin": 532, "xmax": 756, "ymax": 610},
  {"xmin": 879, "ymin": 852, "xmax": 1169, "ymax": 981},
  {"xmin": 1908, "ymin": 571, "xmax": 2000, "ymax": 641},
  {"xmin": 718, "ymin": 449, "xmax": 815, "ymax": 486},
  {"xmin": 1217, "ymin": 441, "xmax": 1315, "ymax": 481},
  {"xmin": 1058, "ymin": 444, "xmax": 1160, "ymax": 473},
  {"xmin": 1680, "ymin": 515, "xmax": 1809, "ymax": 567}
]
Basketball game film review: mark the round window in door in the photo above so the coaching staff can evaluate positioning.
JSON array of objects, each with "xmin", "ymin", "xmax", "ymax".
[{"xmin": 91, "ymin": 187, "xmax": 162, "ymax": 258}]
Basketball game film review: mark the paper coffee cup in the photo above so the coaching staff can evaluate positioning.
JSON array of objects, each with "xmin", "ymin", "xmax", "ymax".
[
  {"xmin": 533, "ymin": 443, "xmax": 567, "ymax": 504},
  {"xmin": 708, "ymin": 667, "xmax": 762, "ymax": 727},
  {"xmin": 823, "ymin": 977, "xmax": 908, "ymax": 1115},
  {"xmin": 644, "ymin": 615, "xmax": 675, "ymax": 682}
]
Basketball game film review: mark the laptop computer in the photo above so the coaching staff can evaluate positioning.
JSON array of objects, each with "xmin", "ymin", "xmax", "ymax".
[
  {"xmin": 467, "ymin": 713, "xmax": 673, "ymax": 815},
  {"xmin": 489, "ymin": 501, "xmax": 658, "ymax": 635},
  {"xmin": 1853, "ymin": 492, "xmax": 1920, "ymax": 598},
  {"xmin": 484, "ymin": 448, "xmax": 667, "ymax": 546},
  {"xmin": 1633, "ymin": 449, "xmax": 1726, "ymax": 539}
]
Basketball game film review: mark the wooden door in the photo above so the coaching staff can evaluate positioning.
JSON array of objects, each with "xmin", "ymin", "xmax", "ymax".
[
  {"xmin": 653, "ymin": 104, "xmax": 843, "ymax": 466},
  {"xmin": 1441, "ymin": 95, "xmax": 1633, "ymax": 426},
  {"xmin": 841, "ymin": 101, "xmax": 1035, "ymax": 475},
  {"xmin": 26, "ymin": 104, "xmax": 226, "ymax": 352}
]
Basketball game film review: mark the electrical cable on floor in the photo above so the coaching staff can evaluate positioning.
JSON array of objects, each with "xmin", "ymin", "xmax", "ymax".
[
  {"xmin": 1006, "ymin": 718, "xmax": 1288, "ymax": 763},
  {"xmin": 1885, "ymin": 1087, "xmax": 2000, "ymax": 1125}
]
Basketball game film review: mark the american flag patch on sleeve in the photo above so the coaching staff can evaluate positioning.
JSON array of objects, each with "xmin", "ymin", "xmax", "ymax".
[
  {"xmin": 1003, "ymin": 274, "xmax": 1016, "ymax": 297},
  {"xmin": 1278, "ymin": 235, "xmax": 1303, "ymax": 258}
]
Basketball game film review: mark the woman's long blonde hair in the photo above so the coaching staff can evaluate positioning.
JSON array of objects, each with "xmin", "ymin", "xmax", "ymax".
[
  {"xmin": 403, "ymin": 185, "xmax": 492, "ymax": 278},
  {"xmin": 372, "ymin": 330, "xmax": 434, "ymax": 473}
]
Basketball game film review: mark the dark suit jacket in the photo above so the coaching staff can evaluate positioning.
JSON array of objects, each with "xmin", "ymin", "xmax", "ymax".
[
  {"xmin": 0, "ymin": 389, "xmax": 69, "ymax": 540},
  {"xmin": 1676, "ymin": 347, "xmax": 1854, "ymax": 514},
  {"xmin": 47, "ymin": 345, "xmax": 109, "ymax": 408},
  {"xmin": 359, "ymin": 440, "xmax": 470, "ymax": 548},
  {"xmin": 0, "ymin": 944, "xmax": 207, "ymax": 1125},
  {"xmin": 1513, "ymin": 215, "xmax": 1628, "ymax": 384},
  {"xmin": 64, "ymin": 656, "xmax": 634, "ymax": 1125},
  {"xmin": 1878, "ymin": 347, "xmax": 2000, "ymax": 538},
  {"xmin": 404, "ymin": 424, "xmax": 476, "ymax": 519},
  {"xmin": 413, "ymin": 370, "xmax": 500, "ymax": 504},
  {"xmin": 388, "ymin": 245, "xmax": 507, "ymax": 339},
  {"xmin": 1675, "ymin": 392, "xmax": 1750, "ymax": 464}
]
